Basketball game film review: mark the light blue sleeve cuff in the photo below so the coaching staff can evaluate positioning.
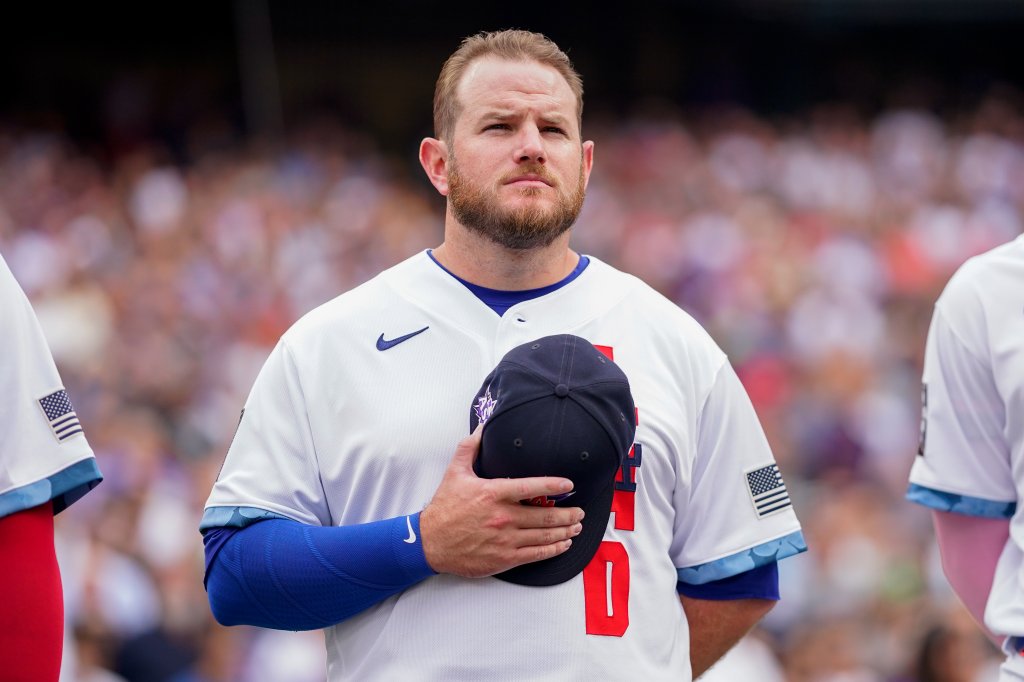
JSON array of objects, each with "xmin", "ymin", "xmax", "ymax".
[
  {"xmin": 906, "ymin": 483, "xmax": 1016, "ymax": 519},
  {"xmin": 677, "ymin": 530, "xmax": 808, "ymax": 585},
  {"xmin": 0, "ymin": 458, "xmax": 103, "ymax": 519},
  {"xmin": 200, "ymin": 505, "xmax": 294, "ymax": 532}
]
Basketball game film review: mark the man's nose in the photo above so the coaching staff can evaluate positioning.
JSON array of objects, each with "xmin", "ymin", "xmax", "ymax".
[{"xmin": 514, "ymin": 125, "xmax": 546, "ymax": 164}]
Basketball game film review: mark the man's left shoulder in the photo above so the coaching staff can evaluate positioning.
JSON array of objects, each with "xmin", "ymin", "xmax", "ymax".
[
  {"xmin": 583, "ymin": 258, "xmax": 727, "ymax": 374},
  {"xmin": 584, "ymin": 258, "xmax": 693, "ymax": 319}
]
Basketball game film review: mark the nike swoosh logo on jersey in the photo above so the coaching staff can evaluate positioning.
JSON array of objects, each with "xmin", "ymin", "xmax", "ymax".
[
  {"xmin": 376, "ymin": 326, "xmax": 429, "ymax": 351},
  {"xmin": 403, "ymin": 516, "xmax": 417, "ymax": 544}
]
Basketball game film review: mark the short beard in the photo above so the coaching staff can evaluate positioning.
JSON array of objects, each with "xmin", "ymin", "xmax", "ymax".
[{"xmin": 448, "ymin": 157, "xmax": 586, "ymax": 251}]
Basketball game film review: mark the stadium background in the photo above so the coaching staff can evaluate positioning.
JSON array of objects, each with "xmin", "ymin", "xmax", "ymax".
[{"xmin": 2, "ymin": 2, "xmax": 1023, "ymax": 680}]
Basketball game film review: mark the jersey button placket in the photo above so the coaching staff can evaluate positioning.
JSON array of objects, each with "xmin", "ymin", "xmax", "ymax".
[{"xmin": 496, "ymin": 309, "xmax": 533, "ymax": 359}]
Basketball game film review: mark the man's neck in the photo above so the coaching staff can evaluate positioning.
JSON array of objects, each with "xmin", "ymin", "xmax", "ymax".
[{"xmin": 433, "ymin": 222, "xmax": 579, "ymax": 291}]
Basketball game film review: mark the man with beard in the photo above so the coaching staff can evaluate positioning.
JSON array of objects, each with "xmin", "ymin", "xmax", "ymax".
[{"xmin": 201, "ymin": 30, "xmax": 805, "ymax": 681}]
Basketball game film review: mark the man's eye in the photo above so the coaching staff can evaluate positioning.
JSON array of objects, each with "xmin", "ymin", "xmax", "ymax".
[
  {"xmin": 543, "ymin": 126, "xmax": 567, "ymax": 135},
  {"xmin": 485, "ymin": 124, "xmax": 510, "ymax": 131}
]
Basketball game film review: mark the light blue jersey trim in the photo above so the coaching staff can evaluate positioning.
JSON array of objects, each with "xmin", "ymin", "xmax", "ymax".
[
  {"xmin": 906, "ymin": 483, "xmax": 1016, "ymax": 519},
  {"xmin": 200, "ymin": 505, "xmax": 294, "ymax": 532},
  {"xmin": 0, "ymin": 458, "xmax": 102, "ymax": 518},
  {"xmin": 677, "ymin": 530, "xmax": 807, "ymax": 585}
]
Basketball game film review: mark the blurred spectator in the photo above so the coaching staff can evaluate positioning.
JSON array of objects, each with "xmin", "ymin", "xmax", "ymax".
[{"xmin": 913, "ymin": 610, "xmax": 1002, "ymax": 682}]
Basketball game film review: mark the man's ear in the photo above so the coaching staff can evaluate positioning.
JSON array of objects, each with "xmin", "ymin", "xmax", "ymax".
[
  {"xmin": 582, "ymin": 140, "xmax": 595, "ymax": 191},
  {"xmin": 419, "ymin": 137, "xmax": 450, "ymax": 196}
]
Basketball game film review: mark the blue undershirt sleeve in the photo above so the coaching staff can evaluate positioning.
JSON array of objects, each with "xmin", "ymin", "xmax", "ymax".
[
  {"xmin": 676, "ymin": 561, "xmax": 779, "ymax": 601},
  {"xmin": 204, "ymin": 514, "xmax": 436, "ymax": 631}
]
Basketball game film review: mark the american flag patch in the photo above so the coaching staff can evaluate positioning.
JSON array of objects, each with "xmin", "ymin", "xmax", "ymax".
[
  {"xmin": 38, "ymin": 389, "xmax": 84, "ymax": 442},
  {"xmin": 745, "ymin": 463, "xmax": 791, "ymax": 518}
]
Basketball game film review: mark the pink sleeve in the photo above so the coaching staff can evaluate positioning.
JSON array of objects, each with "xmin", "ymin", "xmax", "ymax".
[{"xmin": 932, "ymin": 509, "xmax": 1010, "ymax": 646}]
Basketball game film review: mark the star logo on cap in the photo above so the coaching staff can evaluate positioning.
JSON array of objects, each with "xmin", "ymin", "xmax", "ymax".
[{"xmin": 474, "ymin": 388, "xmax": 497, "ymax": 426}]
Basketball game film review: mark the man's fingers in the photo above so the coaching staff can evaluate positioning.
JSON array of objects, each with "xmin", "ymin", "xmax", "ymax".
[
  {"xmin": 512, "ymin": 538, "xmax": 574, "ymax": 565},
  {"xmin": 449, "ymin": 428, "xmax": 483, "ymax": 471},
  {"xmin": 512, "ymin": 504, "xmax": 585, "ymax": 529},
  {"xmin": 513, "ymin": 523, "xmax": 584, "ymax": 548},
  {"xmin": 493, "ymin": 475, "xmax": 575, "ymax": 503}
]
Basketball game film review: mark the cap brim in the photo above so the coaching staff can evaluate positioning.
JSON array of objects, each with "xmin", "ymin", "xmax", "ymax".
[{"xmin": 491, "ymin": 474, "xmax": 616, "ymax": 587}]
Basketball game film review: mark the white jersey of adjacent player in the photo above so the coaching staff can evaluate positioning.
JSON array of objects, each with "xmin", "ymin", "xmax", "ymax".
[
  {"xmin": 205, "ymin": 251, "xmax": 805, "ymax": 681},
  {"xmin": 908, "ymin": 234, "xmax": 1024, "ymax": 643},
  {"xmin": 0, "ymin": 253, "xmax": 101, "ymax": 518}
]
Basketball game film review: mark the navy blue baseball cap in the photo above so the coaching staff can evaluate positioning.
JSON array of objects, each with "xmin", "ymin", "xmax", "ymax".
[{"xmin": 470, "ymin": 334, "xmax": 636, "ymax": 587}]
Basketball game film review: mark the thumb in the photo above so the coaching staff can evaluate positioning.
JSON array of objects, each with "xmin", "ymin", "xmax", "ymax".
[{"xmin": 449, "ymin": 425, "xmax": 483, "ymax": 473}]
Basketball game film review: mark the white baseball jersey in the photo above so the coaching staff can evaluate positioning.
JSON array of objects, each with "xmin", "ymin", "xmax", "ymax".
[
  {"xmin": 0, "ymin": 253, "xmax": 101, "ymax": 518},
  {"xmin": 205, "ymin": 251, "xmax": 805, "ymax": 681},
  {"xmin": 908, "ymin": 233, "xmax": 1024, "ymax": 642}
]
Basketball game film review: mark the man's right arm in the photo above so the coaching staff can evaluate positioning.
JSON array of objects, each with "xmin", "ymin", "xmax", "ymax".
[
  {"xmin": 205, "ymin": 513, "xmax": 434, "ymax": 630},
  {"xmin": 205, "ymin": 429, "xmax": 583, "ymax": 630}
]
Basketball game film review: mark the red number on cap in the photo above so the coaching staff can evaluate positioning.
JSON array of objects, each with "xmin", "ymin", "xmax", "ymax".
[{"xmin": 583, "ymin": 541, "xmax": 630, "ymax": 636}]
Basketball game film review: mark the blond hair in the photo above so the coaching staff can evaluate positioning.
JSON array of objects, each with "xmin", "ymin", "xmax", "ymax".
[{"xmin": 433, "ymin": 29, "xmax": 584, "ymax": 142}]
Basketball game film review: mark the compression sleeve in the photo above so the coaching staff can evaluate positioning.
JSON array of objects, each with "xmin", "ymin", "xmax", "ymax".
[
  {"xmin": 676, "ymin": 561, "xmax": 780, "ymax": 601},
  {"xmin": 204, "ymin": 514, "xmax": 436, "ymax": 630},
  {"xmin": 0, "ymin": 502, "xmax": 63, "ymax": 681}
]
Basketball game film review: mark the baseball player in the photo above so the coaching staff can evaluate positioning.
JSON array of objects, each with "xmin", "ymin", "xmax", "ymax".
[
  {"xmin": 202, "ymin": 30, "xmax": 806, "ymax": 680},
  {"xmin": 907, "ymin": 233, "xmax": 1024, "ymax": 681},
  {"xmin": 0, "ymin": 252, "xmax": 103, "ymax": 681}
]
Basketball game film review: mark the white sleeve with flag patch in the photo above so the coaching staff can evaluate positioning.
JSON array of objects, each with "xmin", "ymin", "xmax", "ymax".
[
  {"xmin": 0, "ymin": 253, "xmax": 100, "ymax": 518},
  {"xmin": 672, "ymin": 362, "xmax": 805, "ymax": 585}
]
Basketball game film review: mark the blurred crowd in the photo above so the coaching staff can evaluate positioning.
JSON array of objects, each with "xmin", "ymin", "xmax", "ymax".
[{"xmin": 2, "ymin": 93, "xmax": 1022, "ymax": 682}]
